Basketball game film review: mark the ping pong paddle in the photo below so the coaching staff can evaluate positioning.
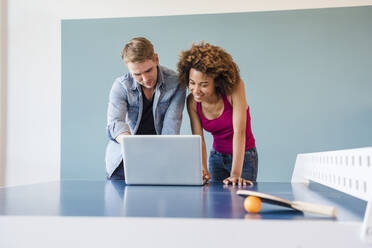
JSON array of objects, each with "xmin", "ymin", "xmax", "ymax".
[{"xmin": 236, "ymin": 190, "xmax": 338, "ymax": 217}]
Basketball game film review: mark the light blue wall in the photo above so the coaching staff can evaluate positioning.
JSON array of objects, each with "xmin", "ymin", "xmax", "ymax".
[{"xmin": 61, "ymin": 6, "xmax": 372, "ymax": 181}]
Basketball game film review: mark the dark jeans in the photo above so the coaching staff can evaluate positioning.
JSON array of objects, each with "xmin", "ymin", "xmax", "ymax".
[
  {"xmin": 109, "ymin": 161, "xmax": 125, "ymax": 180},
  {"xmin": 209, "ymin": 147, "xmax": 258, "ymax": 182}
]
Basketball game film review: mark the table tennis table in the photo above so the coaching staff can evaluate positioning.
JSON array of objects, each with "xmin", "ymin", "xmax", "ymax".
[{"xmin": 0, "ymin": 147, "xmax": 371, "ymax": 247}]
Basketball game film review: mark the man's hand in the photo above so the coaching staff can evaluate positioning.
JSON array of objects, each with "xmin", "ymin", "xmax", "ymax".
[{"xmin": 115, "ymin": 132, "xmax": 131, "ymax": 144}]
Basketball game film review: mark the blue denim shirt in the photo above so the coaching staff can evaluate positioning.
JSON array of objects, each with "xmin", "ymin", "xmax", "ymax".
[{"xmin": 105, "ymin": 65, "xmax": 186, "ymax": 177}]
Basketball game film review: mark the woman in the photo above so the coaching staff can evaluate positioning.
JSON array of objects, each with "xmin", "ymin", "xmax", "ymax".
[{"xmin": 177, "ymin": 42, "xmax": 258, "ymax": 186}]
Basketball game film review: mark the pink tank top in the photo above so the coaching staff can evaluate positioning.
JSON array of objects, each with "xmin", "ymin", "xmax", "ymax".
[{"xmin": 196, "ymin": 95, "xmax": 255, "ymax": 154}]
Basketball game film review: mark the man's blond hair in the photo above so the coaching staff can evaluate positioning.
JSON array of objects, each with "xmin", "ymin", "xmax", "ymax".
[{"xmin": 121, "ymin": 37, "xmax": 155, "ymax": 64}]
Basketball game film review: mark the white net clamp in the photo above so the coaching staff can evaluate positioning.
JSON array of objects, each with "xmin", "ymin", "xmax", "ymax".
[{"xmin": 291, "ymin": 147, "xmax": 372, "ymax": 243}]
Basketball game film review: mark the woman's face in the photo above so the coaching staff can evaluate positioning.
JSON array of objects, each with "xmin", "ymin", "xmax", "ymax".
[{"xmin": 188, "ymin": 68, "xmax": 216, "ymax": 102}]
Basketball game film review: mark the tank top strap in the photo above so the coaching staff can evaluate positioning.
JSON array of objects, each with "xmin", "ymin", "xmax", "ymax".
[
  {"xmin": 222, "ymin": 95, "xmax": 232, "ymax": 109},
  {"xmin": 196, "ymin": 101, "xmax": 203, "ymax": 118}
]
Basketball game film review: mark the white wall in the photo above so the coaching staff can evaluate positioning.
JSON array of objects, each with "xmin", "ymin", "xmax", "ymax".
[
  {"xmin": 4, "ymin": 0, "xmax": 372, "ymax": 186},
  {"xmin": 0, "ymin": 0, "xmax": 7, "ymax": 187}
]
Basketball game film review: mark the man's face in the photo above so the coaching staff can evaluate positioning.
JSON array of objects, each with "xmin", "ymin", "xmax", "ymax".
[{"xmin": 126, "ymin": 54, "xmax": 159, "ymax": 90}]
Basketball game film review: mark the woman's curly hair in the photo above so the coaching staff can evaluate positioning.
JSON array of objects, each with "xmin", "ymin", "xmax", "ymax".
[{"xmin": 177, "ymin": 42, "xmax": 241, "ymax": 96}]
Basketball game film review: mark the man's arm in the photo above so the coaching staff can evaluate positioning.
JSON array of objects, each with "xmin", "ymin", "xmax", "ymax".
[
  {"xmin": 161, "ymin": 83, "xmax": 186, "ymax": 134},
  {"xmin": 107, "ymin": 79, "xmax": 132, "ymax": 143}
]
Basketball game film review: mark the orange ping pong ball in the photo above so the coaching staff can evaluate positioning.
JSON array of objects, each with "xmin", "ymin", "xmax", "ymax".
[{"xmin": 244, "ymin": 196, "xmax": 262, "ymax": 214}]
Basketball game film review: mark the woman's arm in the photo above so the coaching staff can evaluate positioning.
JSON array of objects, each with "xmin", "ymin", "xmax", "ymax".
[
  {"xmin": 186, "ymin": 94, "xmax": 210, "ymax": 181},
  {"xmin": 223, "ymin": 80, "xmax": 252, "ymax": 186}
]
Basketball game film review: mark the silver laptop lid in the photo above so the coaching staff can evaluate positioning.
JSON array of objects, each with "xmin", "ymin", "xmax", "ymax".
[{"xmin": 121, "ymin": 135, "xmax": 203, "ymax": 185}]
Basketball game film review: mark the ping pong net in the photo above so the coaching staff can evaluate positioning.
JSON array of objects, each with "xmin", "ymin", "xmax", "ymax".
[{"xmin": 292, "ymin": 147, "xmax": 372, "ymax": 243}]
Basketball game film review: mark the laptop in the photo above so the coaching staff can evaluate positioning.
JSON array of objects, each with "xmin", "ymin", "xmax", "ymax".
[{"xmin": 121, "ymin": 135, "xmax": 205, "ymax": 185}]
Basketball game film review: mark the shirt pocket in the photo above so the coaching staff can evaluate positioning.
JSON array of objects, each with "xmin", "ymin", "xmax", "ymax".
[
  {"xmin": 157, "ymin": 100, "xmax": 170, "ymax": 113},
  {"xmin": 127, "ymin": 105, "xmax": 139, "ymax": 125}
]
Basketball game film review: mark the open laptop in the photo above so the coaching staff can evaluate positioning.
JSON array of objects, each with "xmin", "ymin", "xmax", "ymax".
[{"xmin": 121, "ymin": 135, "xmax": 205, "ymax": 185}]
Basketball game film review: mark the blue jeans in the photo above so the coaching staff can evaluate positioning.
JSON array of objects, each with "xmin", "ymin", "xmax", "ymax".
[{"xmin": 209, "ymin": 147, "xmax": 258, "ymax": 182}]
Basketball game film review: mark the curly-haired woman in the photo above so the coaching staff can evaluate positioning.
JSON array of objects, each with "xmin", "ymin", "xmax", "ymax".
[{"xmin": 177, "ymin": 42, "xmax": 258, "ymax": 186}]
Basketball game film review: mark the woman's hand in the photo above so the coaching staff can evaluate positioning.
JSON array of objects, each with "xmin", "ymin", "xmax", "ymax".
[
  {"xmin": 202, "ymin": 169, "xmax": 211, "ymax": 182},
  {"xmin": 223, "ymin": 176, "xmax": 253, "ymax": 187}
]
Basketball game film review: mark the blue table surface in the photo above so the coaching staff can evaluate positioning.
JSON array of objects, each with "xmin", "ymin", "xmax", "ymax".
[{"xmin": 0, "ymin": 181, "xmax": 366, "ymax": 221}]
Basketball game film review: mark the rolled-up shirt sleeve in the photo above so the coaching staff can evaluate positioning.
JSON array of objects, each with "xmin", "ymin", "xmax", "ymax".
[{"xmin": 107, "ymin": 79, "xmax": 131, "ymax": 141}]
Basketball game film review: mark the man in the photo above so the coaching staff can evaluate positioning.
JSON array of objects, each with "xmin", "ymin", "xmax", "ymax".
[{"xmin": 105, "ymin": 37, "xmax": 186, "ymax": 179}]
